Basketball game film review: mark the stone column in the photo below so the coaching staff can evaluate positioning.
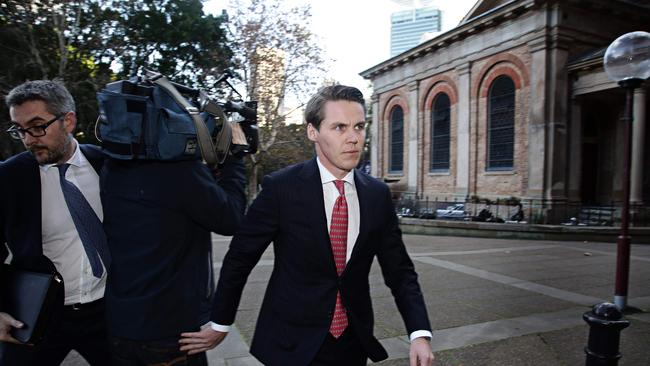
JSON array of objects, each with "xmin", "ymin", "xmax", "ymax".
[
  {"xmin": 631, "ymin": 87, "xmax": 646, "ymax": 204},
  {"xmin": 526, "ymin": 35, "xmax": 549, "ymax": 201},
  {"xmin": 545, "ymin": 34, "xmax": 571, "ymax": 203},
  {"xmin": 407, "ymin": 81, "xmax": 419, "ymax": 193},
  {"xmin": 370, "ymin": 93, "xmax": 380, "ymax": 178},
  {"xmin": 527, "ymin": 31, "xmax": 571, "ymax": 208},
  {"xmin": 455, "ymin": 63, "xmax": 471, "ymax": 199},
  {"xmin": 567, "ymin": 98, "xmax": 582, "ymax": 202}
]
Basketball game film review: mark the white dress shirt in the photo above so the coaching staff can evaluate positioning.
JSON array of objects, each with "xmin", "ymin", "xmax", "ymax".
[
  {"xmin": 318, "ymin": 159, "xmax": 359, "ymax": 262},
  {"xmin": 214, "ymin": 158, "xmax": 432, "ymax": 342},
  {"xmin": 316, "ymin": 158, "xmax": 431, "ymax": 342},
  {"xmin": 40, "ymin": 140, "xmax": 106, "ymax": 305}
]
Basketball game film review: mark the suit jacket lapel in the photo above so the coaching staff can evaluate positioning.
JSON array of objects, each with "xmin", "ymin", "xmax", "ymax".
[
  {"xmin": 80, "ymin": 144, "xmax": 105, "ymax": 174},
  {"xmin": 298, "ymin": 158, "xmax": 338, "ymax": 274},
  {"xmin": 348, "ymin": 170, "xmax": 370, "ymax": 266},
  {"xmin": 12, "ymin": 152, "xmax": 44, "ymax": 259}
]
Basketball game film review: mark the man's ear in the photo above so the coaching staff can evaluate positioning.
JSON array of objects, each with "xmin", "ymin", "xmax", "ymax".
[
  {"xmin": 63, "ymin": 112, "xmax": 77, "ymax": 133},
  {"xmin": 307, "ymin": 123, "xmax": 318, "ymax": 142}
]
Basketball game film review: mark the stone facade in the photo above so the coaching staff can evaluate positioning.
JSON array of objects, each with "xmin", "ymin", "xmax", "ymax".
[
  {"xmin": 419, "ymin": 72, "xmax": 458, "ymax": 199},
  {"xmin": 361, "ymin": 0, "xmax": 650, "ymax": 211}
]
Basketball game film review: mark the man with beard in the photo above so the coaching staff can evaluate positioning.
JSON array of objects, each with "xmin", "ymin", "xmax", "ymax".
[{"xmin": 0, "ymin": 80, "xmax": 109, "ymax": 365}]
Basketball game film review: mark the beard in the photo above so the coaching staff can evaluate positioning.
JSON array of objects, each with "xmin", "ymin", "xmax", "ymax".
[
  {"xmin": 28, "ymin": 134, "xmax": 73, "ymax": 165},
  {"xmin": 29, "ymin": 145, "xmax": 65, "ymax": 165}
]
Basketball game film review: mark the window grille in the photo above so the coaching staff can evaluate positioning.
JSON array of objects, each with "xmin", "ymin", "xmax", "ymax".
[
  {"xmin": 430, "ymin": 93, "xmax": 450, "ymax": 171},
  {"xmin": 390, "ymin": 106, "xmax": 404, "ymax": 173},
  {"xmin": 487, "ymin": 75, "xmax": 515, "ymax": 170}
]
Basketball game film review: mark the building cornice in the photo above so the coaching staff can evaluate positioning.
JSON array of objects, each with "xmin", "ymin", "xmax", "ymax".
[
  {"xmin": 359, "ymin": 0, "xmax": 536, "ymax": 79},
  {"xmin": 567, "ymin": 57, "xmax": 603, "ymax": 73},
  {"xmin": 360, "ymin": 0, "xmax": 650, "ymax": 81}
]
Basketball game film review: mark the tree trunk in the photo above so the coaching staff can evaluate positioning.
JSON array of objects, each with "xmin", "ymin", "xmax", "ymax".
[
  {"xmin": 27, "ymin": 24, "xmax": 47, "ymax": 78},
  {"xmin": 248, "ymin": 157, "xmax": 259, "ymax": 205}
]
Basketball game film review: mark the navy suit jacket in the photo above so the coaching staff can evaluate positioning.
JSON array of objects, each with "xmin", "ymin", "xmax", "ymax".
[
  {"xmin": 212, "ymin": 158, "xmax": 431, "ymax": 366},
  {"xmin": 100, "ymin": 157, "xmax": 246, "ymax": 340},
  {"xmin": 0, "ymin": 145, "xmax": 104, "ymax": 309}
]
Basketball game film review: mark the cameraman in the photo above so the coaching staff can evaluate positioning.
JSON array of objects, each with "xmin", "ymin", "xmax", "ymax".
[{"xmin": 100, "ymin": 152, "xmax": 246, "ymax": 365}]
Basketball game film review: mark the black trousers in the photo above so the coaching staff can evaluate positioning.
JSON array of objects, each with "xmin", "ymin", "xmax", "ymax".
[
  {"xmin": 0, "ymin": 298, "xmax": 109, "ymax": 366},
  {"xmin": 310, "ymin": 328, "xmax": 367, "ymax": 366},
  {"xmin": 108, "ymin": 336, "xmax": 207, "ymax": 366}
]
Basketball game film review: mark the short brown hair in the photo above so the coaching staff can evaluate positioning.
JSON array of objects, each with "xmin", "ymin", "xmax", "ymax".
[{"xmin": 304, "ymin": 85, "xmax": 365, "ymax": 130}]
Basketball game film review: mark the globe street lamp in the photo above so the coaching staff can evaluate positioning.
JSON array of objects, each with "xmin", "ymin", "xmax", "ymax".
[{"xmin": 603, "ymin": 31, "xmax": 650, "ymax": 311}]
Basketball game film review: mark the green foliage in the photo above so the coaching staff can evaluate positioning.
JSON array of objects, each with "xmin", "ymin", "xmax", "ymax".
[
  {"xmin": 257, "ymin": 122, "xmax": 313, "ymax": 176},
  {"xmin": 103, "ymin": 0, "xmax": 231, "ymax": 88},
  {"xmin": 0, "ymin": 0, "xmax": 231, "ymax": 159}
]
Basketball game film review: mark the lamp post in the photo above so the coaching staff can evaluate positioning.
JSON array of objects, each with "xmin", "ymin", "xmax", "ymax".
[{"xmin": 603, "ymin": 31, "xmax": 650, "ymax": 311}]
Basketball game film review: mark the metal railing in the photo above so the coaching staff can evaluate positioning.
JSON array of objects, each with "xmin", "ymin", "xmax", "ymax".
[{"xmin": 392, "ymin": 193, "xmax": 650, "ymax": 227}]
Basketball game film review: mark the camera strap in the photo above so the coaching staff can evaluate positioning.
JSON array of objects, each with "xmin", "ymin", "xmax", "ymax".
[{"xmin": 145, "ymin": 71, "xmax": 232, "ymax": 171}]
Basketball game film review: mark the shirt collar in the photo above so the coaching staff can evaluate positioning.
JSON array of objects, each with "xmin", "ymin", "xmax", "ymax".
[
  {"xmin": 316, "ymin": 157, "xmax": 355, "ymax": 187},
  {"xmin": 40, "ymin": 139, "xmax": 82, "ymax": 173}
]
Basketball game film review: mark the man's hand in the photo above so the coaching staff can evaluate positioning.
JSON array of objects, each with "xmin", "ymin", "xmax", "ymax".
[
  {"xmin": 410, "ymin": 336, "xmax": 434, "ymax": 366},
  {"xmin": 179, "ymin": 327, "xmax": 227, "ymax": 355},
  {"xmin": 0, "ymin": 312, "xmax": 24, "ymax": 344}
]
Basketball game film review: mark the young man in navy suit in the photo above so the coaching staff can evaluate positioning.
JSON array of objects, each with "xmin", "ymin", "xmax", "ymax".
[
  {"xmin": 0, "ymin": 80, "xmax": 109, "ymax": 365},
  {"xmin": 180, "ymin": 85, "xmax": 434, "ymax": 366}
]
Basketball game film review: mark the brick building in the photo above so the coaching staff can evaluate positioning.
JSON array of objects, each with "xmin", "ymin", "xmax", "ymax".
[{"xmin": 360, "ymin": 0, "xmax": 650, "ymax": 221}]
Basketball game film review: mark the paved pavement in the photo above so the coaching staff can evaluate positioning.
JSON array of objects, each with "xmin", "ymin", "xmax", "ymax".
[{"xmin": 63, "ymin": 234, "xmax": 650, "ymax": 365}]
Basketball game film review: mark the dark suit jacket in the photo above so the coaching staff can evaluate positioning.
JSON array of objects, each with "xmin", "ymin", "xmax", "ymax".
[
  {"xmin": 0, "ymin": 145, "xmax": 104, "ymax": 309},
  {"xmin": 100, "ymin": 157, "xmax": 246, "ymax": 340},
  {"xmin": 212, "ymin": 158, "xmax": 431, "ymax": 366}
]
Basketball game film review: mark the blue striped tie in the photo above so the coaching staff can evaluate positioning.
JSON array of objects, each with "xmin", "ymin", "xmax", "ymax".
[{"xmin": 57, "ymin": 164, "xmax": 110, "ymax": 277}]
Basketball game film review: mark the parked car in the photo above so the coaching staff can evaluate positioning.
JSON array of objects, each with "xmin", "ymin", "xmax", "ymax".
[
  {"xmin": 396, "ymin": 207, "xmax": 415, "ymax": 218},
  {"xmin": 417, "ymin": 207, "xmax": 436, "ymax": 219},
  {"xmin": 435, "ymin": 204, "xmax": 468, "ymax": 220}
]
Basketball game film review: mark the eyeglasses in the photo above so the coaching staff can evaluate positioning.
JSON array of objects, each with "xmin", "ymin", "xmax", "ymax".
[{"xmin": 6, "ymin": 113, "xmax": 67, "ymax": 140}]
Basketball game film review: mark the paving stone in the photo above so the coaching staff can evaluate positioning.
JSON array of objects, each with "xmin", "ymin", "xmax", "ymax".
[
  {"xmin": 62, "ymin": 234, "xmax": 650, "ymax": 366},
  {"xmin": 378, "ymin": 336, "xmax": 410, "ymax": 360}
]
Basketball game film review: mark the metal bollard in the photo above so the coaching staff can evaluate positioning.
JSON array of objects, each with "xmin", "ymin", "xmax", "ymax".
[{"xmin": 583, "ymin": 302, "xmax": 630, "ymax": 366}]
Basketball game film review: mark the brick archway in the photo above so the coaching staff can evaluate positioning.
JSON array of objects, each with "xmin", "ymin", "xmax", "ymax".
[
  {"xmin": 380, "ymin": 93, "xmax": 409, "ymax": 176},
  {"xmin": 382, "ymin": 93, "xmax": 409, "ymax": 122},
  {"xmin": 420, "ymin": 75, "xmax": 458, "ymax": 111},
  {"xmin": 473, "ymin": 53, "xmax": 529, "ymax": 99}
]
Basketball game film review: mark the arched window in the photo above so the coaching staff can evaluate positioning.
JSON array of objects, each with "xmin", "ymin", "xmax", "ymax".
[
  {"xmin": 389, "ymin": 106, "xmax": 404, "ymax": 173},
  {"xmin": 487, "ymin": 75, "xmax": 515, "ymax": 170},
  {"xmin": 430, "ymin": 93, "xmax": 450, "ymax": 171}
]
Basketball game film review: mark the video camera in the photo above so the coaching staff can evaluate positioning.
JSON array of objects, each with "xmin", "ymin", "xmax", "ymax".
[{"xmin": 95, "ymin": 69, "xmax": 258, "ymax": 170}]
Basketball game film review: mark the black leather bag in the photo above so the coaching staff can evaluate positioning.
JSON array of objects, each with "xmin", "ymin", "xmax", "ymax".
[{"xmin": 0, "ymin": 264, "xmax": 63, "ymax": 344}]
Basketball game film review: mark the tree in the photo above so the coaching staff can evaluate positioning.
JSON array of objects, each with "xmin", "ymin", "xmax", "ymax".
[
  {"xmin": 0, "ymin": 0, "xmax": 110, "ymax": 158},
  {"xmin": 99, "ymin": 0, "xmax": 232, "ymax": 88},
  {"xmin": 226, "ymin": 0, "xmax": 326, "ymax": 200},
  {"xmin": 258, "ymin": 122, "xmax": 314, "ymax": 178},
  {"xmin": 0, "ymin": 0, "xmax": 232, "ymax": 159}
]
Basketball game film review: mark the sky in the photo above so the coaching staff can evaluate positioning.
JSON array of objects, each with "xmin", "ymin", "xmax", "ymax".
[{"xmin": 203, "ymin": 0, "xmax": 478, "ymax": 97}]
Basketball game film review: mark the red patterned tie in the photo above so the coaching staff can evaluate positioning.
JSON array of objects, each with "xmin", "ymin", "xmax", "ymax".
[{"xmin": 329, "ymin": 180, "xmax": 348, "ymax": 338}]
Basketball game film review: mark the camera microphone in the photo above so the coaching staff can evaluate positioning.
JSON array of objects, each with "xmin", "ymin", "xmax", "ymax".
[{"xmin": 222, "ymin": 101, "xmax": 257, "ymax": 121}]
